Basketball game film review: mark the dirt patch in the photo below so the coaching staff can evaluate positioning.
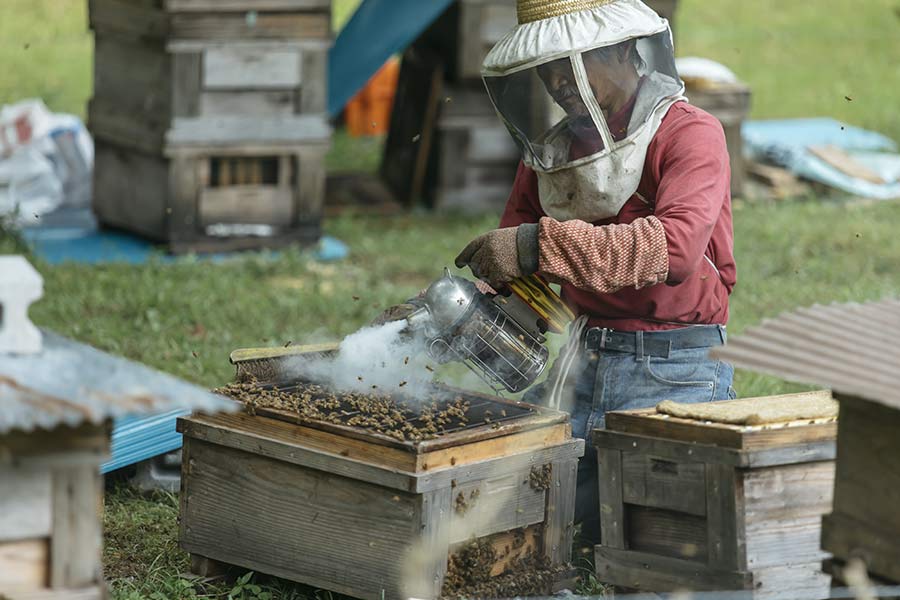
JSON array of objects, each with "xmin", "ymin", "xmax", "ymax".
[{"xmin": 215, "ymin": 380, "xmax": 470, "ymax": 442}]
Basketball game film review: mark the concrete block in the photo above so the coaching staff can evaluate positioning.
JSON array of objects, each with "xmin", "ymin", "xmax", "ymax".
[{"xmin": 0, "ymin": 255, "xmax": 43, "ymax": 354}]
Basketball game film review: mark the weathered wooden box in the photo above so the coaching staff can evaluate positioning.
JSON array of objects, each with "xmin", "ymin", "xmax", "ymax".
[
  {"xmin": 0, "ymin": 423, "xmax": 106, "ymax": 600},
  {"xmin": 592, "ymin": 391, "xmax": 837, "ymax": 599},
  {"xmin": 178, "ymin": 388, "xmax": 583, "ymax": 599},
  {"xmin": 94, "ymin": 132, "xmax": 328, "ymax": 253},
  {"xmin": 686, "ymin": 81, "xmax": 752, "ymax": 198},
  {"xmin": 433, "ymin": 87, "xmax": 520, "ymax": 213},
  {"xmin": 820, "ymin": 393, "xmax": 900, "ymax": 584},
  {"xmin": 88, "ymin": 0, "xmax": 332, "ymax": 252}
]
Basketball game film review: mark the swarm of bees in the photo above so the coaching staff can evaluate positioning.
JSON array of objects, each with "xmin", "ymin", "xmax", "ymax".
[
  {"xmin": 215, "ymin": 380, "xmax": 471, "ymax": 442},
  {"xmin": 440, "ymin": 531, "xmax": 569, "ymax": 598}
]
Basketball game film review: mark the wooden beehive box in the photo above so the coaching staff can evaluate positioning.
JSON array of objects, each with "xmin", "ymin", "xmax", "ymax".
[
  {"xmin": 686, "ymin": 81, "xmax": 752, "ymax": 198},
  {"xmin": 820, "ymin": 392, "xmax": 900, "ymax": 584},
  {"xmin": 178, "ymin": 344, "xmax": 584, "ymax": 599},
  {"xmin": 592, "ymin": 390, "xmax": 837, "ymax": 599},
  {"xmin": 432, "ymin": 86, "xmax": 520, "ymax": 213},
  {"xmin": 88, "ymin": 0, "xmax": 332, "ymax": 252},
  {"xmin": 1, "ymin": 420, "xmax": 106, "ymax": 600}
]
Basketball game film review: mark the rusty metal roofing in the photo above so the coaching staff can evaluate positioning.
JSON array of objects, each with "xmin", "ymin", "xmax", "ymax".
[
  {"xmin": 711, "ymin": 299, "xmax": 900, "ymax": 409},
  {"xmin": 0, "ymin": 329, "xmax": 237, "ymax": 435}
]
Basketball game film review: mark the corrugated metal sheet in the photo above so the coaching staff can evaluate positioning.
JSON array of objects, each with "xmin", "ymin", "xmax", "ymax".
[
  {"xmin": 0, "ymin": 329, "xmax": 237, "ymax": 436},
  {"xmin": 103, "ymin": 409, "xmax": 189, "ymax": 474},
  {"xmin": 711, "ymin": 299, "xmax": 900, "ymax": 409}
]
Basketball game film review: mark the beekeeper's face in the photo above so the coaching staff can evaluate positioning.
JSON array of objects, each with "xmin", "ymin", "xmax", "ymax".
[
  {"xmin": 537, "ymin": 41, "xmax": 639, "ymax": 118},
  {"xmin": 536, "ymin": 58, "xmax": 588, "ymax": 120}
]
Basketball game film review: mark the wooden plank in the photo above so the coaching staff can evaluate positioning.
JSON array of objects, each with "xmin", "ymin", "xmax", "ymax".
[
  {"xmin": 749, "ymin": 563, "xmax": 832, "ymax": 600},
  {"xmin": 543, "ymin": 459, "xmax": 577, "ymax": 564},
  {"xmin": 597, "ymin": 447, "xmax": 625, "ymax": 549},
  {"xmin": 198, "ymin": 186, "xmax": 293, "ymax": 226},
  {"xmin": 165, "ymin": 0, "xmax": 331, "ymax": 11},
  {"xmin": 167, "ymin": 225, "xmax": 319, "ymax": 254},
  {"xmin": 594, "ymin": 429, "xmax": 835, "ymax": 468},
  {"xmin": 180, "ymin": 438, "xmax": 418, "ymax": 600},
  {"xmin": 822, "ymin": 512, "xmax": 900, "ymax": 582},
  {"xmin": 50, "ymin": 465, "xmax": 102, "ymax": 589},
  {"xmin": 625, "ymin": 505, "xmax": 708, "ymax": 561},
  {"xmin": 2, "ymin": 587, "xmax": 104, "ymax": 600},
  {"xmin": 413, "ymin": 440, "xmax": 584, "ymax": 494},
  {"xmin": 166, "ymin": 154, "xmax": 200, "ymax": 241},
  {"xmin": 295, "ymin": 148, "xmax": 326, "ymax": 223},
  {"xmin": 831, "ymin": 400, "xmax": 900, "ymax": 532},
  {"xmin": 745, "ymin": 459, "xmax": 835, "ymax": 569},
  {"xmin": 742, "ymin": 460, "xmax": 834, "ymax": 529},
  {"xmin": 0, "ymin": 467, "xmax": 52, "ymax": 542},
  {"xmin": 178, "ymin": 413, "xmax": 417, "ymax": 491},
  {"xmin": 407, "ymin": 487, "xmax": 453, "ymax": 599},
  {"xmin": 448, "ymin": 470, "xmax": 545, "ymax": 543},
  {"xmin": 0, "ymin": 424, "xmax": 109, "ymax": 463},
  {"xmin": 417, "ymin": 423, "xmax": 568, "ymax": 471},
  {"xmin": 171, "ymin": 12, "xmax": 331, "ymax": 41},
  {"xmin": 621, "ymin": 453, "xmax": 707, "ymax": 517},
  {"xmin": 203, "ymin": 47, "xmax": 301, "ymax": 89},
  {"xmin": 0, "ymin": 538, "xmax": 49, "ymax": 590},
  {"xmin": 200, "ymin": 89, "xmax": 297, "ymax": 116},
  {"xmin": 808, "ymin": 145, "xmax": 886, "ymax": 184},
  {"xmin": 299, "ymin": 45, "xmax": 328, "ymax": 114},
  {"xmin": 745, "ymin": 515, "xmax": 829, "ymax": 570},
  {"xmin": 166, "ymin": 115, "xmax": 331, "ymax": 147},
  {"xmin": 605, "ymin": 390, "xmax": 837, "ymax": 450},
  {"xmin": 705, "ymin": 463, "xmax": 742, "ymax": 570},
  {"xmin": 594, "ymin": 429, "xmax": 740, "ymax": 467},
  {"xmin": 594, "ymin": 546, "xmax": 751, "ymax": 592},
  {"xmin": 172, "ymin": 51, "xmax": 202, "ymax": 118},
  {"xmin": 92, "ymin": 141, "xmax": 169, "ymax": 239}
]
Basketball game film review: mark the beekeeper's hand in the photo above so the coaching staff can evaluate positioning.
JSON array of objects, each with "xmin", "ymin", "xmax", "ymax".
[{"xmin": 454, "ymin": 224, "xmax": 538, "ymax": 289}]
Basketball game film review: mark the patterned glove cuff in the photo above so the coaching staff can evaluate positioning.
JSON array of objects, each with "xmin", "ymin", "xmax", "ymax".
[{"xmin": 516, "ymin": 223, "xmax": 540, "ymax": 276}]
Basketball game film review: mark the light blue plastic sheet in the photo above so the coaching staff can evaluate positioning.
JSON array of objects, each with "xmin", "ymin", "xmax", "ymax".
[
  {"xmin": 743, "ymin": 118, "xmax": 900, "ymax": 199},
  {"xmin": 328, "ymin": 0, "xmax": 455, "ymax": 116}
]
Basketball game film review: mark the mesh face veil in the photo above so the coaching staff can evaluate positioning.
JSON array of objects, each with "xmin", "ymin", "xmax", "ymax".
[{"xmin": 482, "ymin": 0, "xmax": 686, "ymax": 221}]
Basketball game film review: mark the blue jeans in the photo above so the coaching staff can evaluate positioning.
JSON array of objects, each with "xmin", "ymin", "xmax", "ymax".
[{"xmin": 525, "ymin": 331, "xmax": 736, "ymax": 543}]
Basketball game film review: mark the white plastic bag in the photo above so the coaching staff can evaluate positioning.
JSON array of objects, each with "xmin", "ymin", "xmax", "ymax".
[
  {"xmin": 0, "ymin": 146, "xmax": 63, "ymax": 225},
  {"xmin": 0, "ymin": 99, "xmax": 94, "ymax": 222}
]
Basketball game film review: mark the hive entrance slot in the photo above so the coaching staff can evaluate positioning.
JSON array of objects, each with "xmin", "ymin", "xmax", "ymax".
[{"xmin": 210, "ymin": 156, "xmax": 280, "ymax": 187}]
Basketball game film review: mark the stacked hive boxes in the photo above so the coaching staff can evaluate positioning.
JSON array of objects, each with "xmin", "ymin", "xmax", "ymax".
[
  {"xmin": 381, "ymin": 0, "xmax": 523, "ymax": 213},
  {"xmin": 89, "ymin": 0, "xmax": 332, "ymax": 253}
]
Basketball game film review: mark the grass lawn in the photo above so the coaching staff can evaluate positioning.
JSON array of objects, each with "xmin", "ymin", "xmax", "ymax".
[{"xmin": 1, "ymin": 0, "xmax": 899, "ymax": 598}]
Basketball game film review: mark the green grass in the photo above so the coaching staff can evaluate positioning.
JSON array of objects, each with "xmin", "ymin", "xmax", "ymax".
[
  {"xmin": 678, "ymin": 0, "xmax": 900, "ymax": 143},
  {"xmin": 2, "ymin": 0, "xmax": 899, "ymax": 596}
]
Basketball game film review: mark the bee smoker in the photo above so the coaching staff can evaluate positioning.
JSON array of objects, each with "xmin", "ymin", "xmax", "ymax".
[{"xmin": 406, "ymin": 269, "xmax": 574, "ymax": 394}]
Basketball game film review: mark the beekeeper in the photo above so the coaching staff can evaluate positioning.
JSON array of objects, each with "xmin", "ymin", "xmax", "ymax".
[{"xmin": 454, "ymin": 0, "xmax": 737, "ymax": 543}]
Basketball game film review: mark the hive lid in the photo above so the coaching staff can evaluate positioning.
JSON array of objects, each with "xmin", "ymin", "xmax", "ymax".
[{"xmin": 605, "ymin": 390, "xmax": 837, "ymax": 450}]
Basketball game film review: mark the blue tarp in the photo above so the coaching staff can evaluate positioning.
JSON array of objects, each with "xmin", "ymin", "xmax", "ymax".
[
  {"xmin": 328, "ymin": 0, "xmax": 455, "ymax": 116},
  {"xmin": 743, "ymin": 118, "xmax": 900, "ymax": 200}
]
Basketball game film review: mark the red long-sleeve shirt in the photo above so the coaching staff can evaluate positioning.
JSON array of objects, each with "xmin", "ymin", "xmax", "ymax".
[{"xmin": 499, "ymin": 101, "xmax": 736, "ymax": 331}]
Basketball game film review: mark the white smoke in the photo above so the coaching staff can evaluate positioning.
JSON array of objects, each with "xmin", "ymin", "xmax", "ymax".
[{"xmin": 286, "ymin": 320, "xmax": 438, "ymax": 399}]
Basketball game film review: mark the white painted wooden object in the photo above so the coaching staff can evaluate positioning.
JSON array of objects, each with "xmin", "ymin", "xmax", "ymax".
[{"xmin": 0, "ymin": 256, "xmax": 43, "ymax": 354}]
